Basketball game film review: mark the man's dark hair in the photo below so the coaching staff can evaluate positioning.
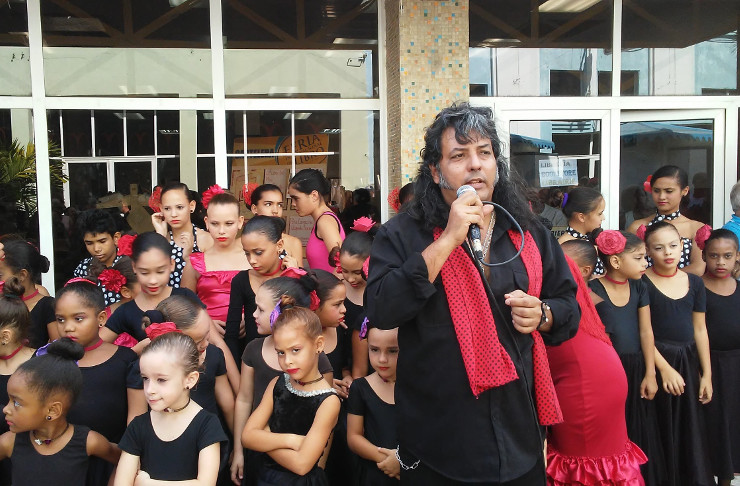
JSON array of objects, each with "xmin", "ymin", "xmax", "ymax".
[{"xmin": 408, "ymin": 102, "xmax": 535, "ymax": 231}]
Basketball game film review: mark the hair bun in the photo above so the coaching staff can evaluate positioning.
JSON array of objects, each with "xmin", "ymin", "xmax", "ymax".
[
  {"xmin": 2, "ymin": 276, "xmax": 25, "ymax": 299},
  {"xmin": 279, "ymin": 294, "xmax": 297, "ymax": 310},
  {"xmin": 46, "ymin": 337, "xmax": 85, "ymax": 361},
  {"xmin": 299, "ymin": 273, "xmax": 319, "ymax": 293},
  {"xmin": 143, "ymin": 310, "xmax": 166, "ymax": 325},
  {"xmin": 39, "ymin": 256, "xmax": 50, "ymax": 274}
]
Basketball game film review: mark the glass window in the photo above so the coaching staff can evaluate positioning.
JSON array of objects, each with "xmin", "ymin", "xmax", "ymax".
[
  {"xmin": 222, "ymin": 0, "xmax": 379, "ymax": 98},
  {"xmin": 0, "ymin": 1, "xmax": 31, "ymax": 96},
  {"xmin": 127, "ymin": 111, "xmax": 155, "ymax": 156},
  {"xmin": 619, "ymin": 119, "xmax": 714, "ymax": 229},
  {"xmin": 40, "ymin": 1, "xmax": 212, "ymax": 97},
  {"xmin": 469, "ymin": 0, "xmax": 613, "ymax": 97},
  {"xmin": 509, "ymin": 119, "xmax": 602, "ymax": 234},
  {"xmin": 622, "ymin": 2, "xmax": 738, "ymax": 96},
  {"xmin": 94, "ymin": 111, "xmax": 124, "ymax": 156}
]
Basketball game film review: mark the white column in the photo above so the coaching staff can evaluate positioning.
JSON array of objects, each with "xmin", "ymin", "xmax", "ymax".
[{"xmin": 209, "ymin": 0, "xmax": 227, "ymax": 187}]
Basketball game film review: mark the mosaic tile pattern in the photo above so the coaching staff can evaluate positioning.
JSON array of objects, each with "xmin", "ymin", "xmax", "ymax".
[{"xmin": 399, "ymin": 0, "xmax": 469, "ymax": 182}]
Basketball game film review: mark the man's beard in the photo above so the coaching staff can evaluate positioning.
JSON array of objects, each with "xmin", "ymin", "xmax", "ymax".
[{"xmin": 438, "ymin": 169, "xmax": 499, "ymax": 192}]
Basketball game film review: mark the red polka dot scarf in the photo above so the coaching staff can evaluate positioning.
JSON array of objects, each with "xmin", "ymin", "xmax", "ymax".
[{"xmin": 433, "ymin": 228, "xmax": 563, "ymax": 426}]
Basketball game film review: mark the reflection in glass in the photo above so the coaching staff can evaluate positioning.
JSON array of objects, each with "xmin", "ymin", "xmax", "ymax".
[
  {"xmin": 0, "ymin": 2, "xmax": 31, "ymax": 95},
  {"xmin": 114, "ymin": 161, "xmax": 152, "ymax": 197},
  {"xmin": 619, "ymin": 120, "xmax": 714, "ymax": 229},
  {"xmin": 469, "ymin": 0, "xmax": 613, "ymax": 97},
  {"xmin": 127, "ymin": 111, "xmax": 155, "ymax": 156},
  {"xmin": 94, "ymin": 111, "xmax": 124, "ymax": 157}
]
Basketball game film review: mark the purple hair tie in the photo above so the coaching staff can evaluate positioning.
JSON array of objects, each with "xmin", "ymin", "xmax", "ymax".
[
  {"xmin": 359, "ymin": 317, "xmax": 369, "ymax": 340},
  {"xmin": 561, "ymin": 192, "xmax": 569, "ymax": 209},
  {"xmin": 269, "ymin": 301, "xmax": 282, "ymax": 330},
  {"xmin": 35, "ymin": 339, "xmax": 80, "ymax": 365}
]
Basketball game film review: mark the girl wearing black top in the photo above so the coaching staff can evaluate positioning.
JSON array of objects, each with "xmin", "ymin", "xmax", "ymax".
[
  {"xmin": 643, "ymin": 221, "xmax": 714, "ymax": 486},
  {"xmin": 0, "ymin": 339, "xmax": 120, "ymax": 486},
  {"xmin": 701, "ymin": 229, "xmax": 740, "ymax": 486},
  {"xmin": 347, "ymin": 326, "xmax": 400, "ymax": 484}
]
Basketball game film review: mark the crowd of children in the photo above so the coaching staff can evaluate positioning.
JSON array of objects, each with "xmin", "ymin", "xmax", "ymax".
[{"xmin": 0, "ymin": 162, "xmax": 738, "ymax": 486}]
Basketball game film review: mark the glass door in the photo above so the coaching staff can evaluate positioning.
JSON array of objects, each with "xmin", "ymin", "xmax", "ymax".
[{"xmin": 619, "ymin": 110, "xmax": 726, "ymax": 229}]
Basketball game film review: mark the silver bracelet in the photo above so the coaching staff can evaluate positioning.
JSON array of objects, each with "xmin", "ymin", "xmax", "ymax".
[{"xmin": 395, "ymin": 447, "xmax": 420, "ymax": 470}]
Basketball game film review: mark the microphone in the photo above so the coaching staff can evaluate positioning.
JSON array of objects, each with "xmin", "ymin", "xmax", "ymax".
[{"xmin": 456, "ymin": 185, "xmax": 484, "ymax": 261}]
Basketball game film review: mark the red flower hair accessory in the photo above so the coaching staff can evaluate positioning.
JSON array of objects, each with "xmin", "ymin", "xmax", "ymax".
[
  {"xmin": 388, "ymin": 187, "xmax": 401, "ymax": 212},
  {"xmin": 202, "ymin": 184, "xmax": 225, "ymax": 209},
  {"xmin": 352, "ymin": 216, "xmax": 375, "ymax": 233},
  {"xmin": 281, "ymin": 267, "xmax": 307, "ymax": 279},
  {"xmin": 334, "ymin": 251, "xmax": 343, "ymax": 274},
  {"xmin": 309, "ymin": 291, "xmax": 321, "ymax": 311},
  {"xmin": 643, "ymin": 175, "xmax": 653, "ymax": 193},
  {"xmin": 595, "ymin": 230, "xmax": 627, "ymax": 255},
  {"xmin": 149, "ymin": 186, "xmax": 162, "ymax": 213},
  {"xmin": 145, "ymin": 322, "xmax": 181, "ymax": 340},
  {"xmin": 242, "ymin": 182, "xmax": 259, "ymax": 206},
  {"xmin": 117, "ymin": 234, "xmax": 136, "ymax": 257},
  {"xmin": 695, "ymin": 224, "xmax": 712, "ymax": 250},
  {"xmin": 98, "ymin": 269, "xmax": 127, "ymax": 293},
  {"xmin": 636, "ymin": 224, "xmax": 647, "ymax": 241},
  {"xmin": 362, "ymin": 256, "xmax": 370, "ymax": 280}
]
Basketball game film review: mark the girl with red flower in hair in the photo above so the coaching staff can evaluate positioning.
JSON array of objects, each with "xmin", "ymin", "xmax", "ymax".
[
  {"xmin": 628, "ymin": 165, "xmax": 711, "ymax": 276},
  {"xmin": 181, "ymin": 187, "xmax": 249, "ymax": 394},
  {"xmin": 589, "ymin": 229, "xmax": 676, "ymax": 484},
  {"xmin": 245, "ymin": 183, "xmax": 304, "ymax": 264},
  {"xmin": 55, "ymin": 279, "xmax": 146, "ymax": 486}
]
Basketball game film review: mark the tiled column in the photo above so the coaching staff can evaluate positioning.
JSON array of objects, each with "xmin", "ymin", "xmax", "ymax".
[{"xmin": 385, "ymin": 0, "xmax": 470, "ymax": 194}]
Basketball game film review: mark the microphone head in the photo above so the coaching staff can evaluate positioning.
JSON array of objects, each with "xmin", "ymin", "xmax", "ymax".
[{"xmin": 456, "ymin": 185, "xmax": 475, "ymax": 198}]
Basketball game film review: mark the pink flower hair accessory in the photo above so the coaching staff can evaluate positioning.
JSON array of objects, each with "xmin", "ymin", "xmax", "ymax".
[
  {"xmin": 117, "ymin": 234, "xmax": 136, "ymax": 257},
  {"xmin": 202, "ymin": 184, "xmax": 225, "ymax": 209},
  {"xmin": 98, "ymin": 269, "xmax": 127, "ymax": 293},
  {"xmin": 149, "ymin": 186, "xmax": 162, "ymax": 213},
  {"xmin": 334, "ymin": 251, "xmax": 343, "ymax": 274},
  {"xmin": 281, "ymin": 267, "xmax": 307, "ymax": 279},
  {"xmin": 242, "ymin": 182, "xmax": 259, "ymax": 206},
  {"xmin": 352, "ymin": 216, "xmax": 375, "ymax": 233},
  {"xmin": 388, "ymin": 187, "xmax": 401, "ymax": 212},
  {"xmin": 635, "ymin": 224, "xmax": 647, "ymax": 241},
  {"xmin": 362, "ymin": 256, "xmax": 370, "ymax": 280},
  {"xmin": 695, "ymin": 224, "xmax": 712, "ymax": 250},
  {"xmin": 595, "ymin": 230, "xmax": 627, "ymax": 255},
  {"xmin": 643, "ymin": 175, "xmax": 653, "ymax": 193}
]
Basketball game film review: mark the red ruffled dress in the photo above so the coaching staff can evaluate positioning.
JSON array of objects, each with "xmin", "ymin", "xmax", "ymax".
[
  {"xmin": 546, "ymin": 257, "xmax": 647, "ymax": 485},
  {"xmin": 189, "ymin": 252, "xmax": 240, "ymax": 322}
]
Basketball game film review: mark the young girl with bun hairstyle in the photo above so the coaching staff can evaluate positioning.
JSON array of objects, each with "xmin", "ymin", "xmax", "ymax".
[
  {"xmin": 335, "ymin": 217, "xmax": 376, "ymax": 378},
  {"xmin": 0, "ymin": 338, "xmax": 120, "ymax": 486},
  {"xmin": 182, "ymin": 187, "xmax": 250, "ymax": 342},
  {"xmin": 56, "ymin": 279, "xmax": 145, "ymax": 486},
  {"xmin": 225, "ymin": 215, "xmax": 300, "ymax": 364},
  {"xmin": 628, "ymin": 165, "xmax": 711, "ymax": 276},
  {"xmin": 558, "ymin": 186, "xmax": 606, "ymax": 275},
  {"xmin": 0, "ymin": 240, "xmax": 56, "ymax": 348},
  {"xmin": 346, "ymin": 325, "xmax": 400, "ymax": 485},
  {"xmin": 545, "ymin": 241, "xmax": 646, "ymax": 486},
  {"xmin": 100, "ymin": 232, "xmax": 202, "ymax": 354},
  {"xmin": 288, "ymin": 169, "xmax": 345, "ymax": 273},
  {"xmin": 139, "ymin": 295, "xmax": 235, "ymax": 486},
  {"xmin": 245, "ymin": 183, "xmax": 303, "ymax": 262},
  {"xmin": 86, "ymin": 255, "xmax": 139, "ymax": 316},
  {"xmin": 642, "ymin": 221, "xmax": 714, "ymax": 485},
  {"xmin": 0, "ymin": 277, "xmax": 36, "ymax": 485},
  {"xmin": 700, "ymin": 229, "xmax": 740, "ymax": 486},
  {"xmin": 115, "ymin": 332, "xmax": 227, "ymax": 485},
  {"xmin": 242, "ymin": 307, "xmax": 340, "ymax": 485},
  {"xmin": 588, "ymin": 230, "xmax": 667, "ymax": 484},
  {"xmin": 232, "ymin": 275, "xmax": 333, "ymax": 485}
]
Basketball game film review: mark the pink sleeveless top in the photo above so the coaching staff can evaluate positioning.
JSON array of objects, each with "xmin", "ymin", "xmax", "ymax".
[
  {"xmin": 305, "ymin": 211, "xmax": 345, "ymax": 273},
  {"xmin": 189, "ymin": 252, "xmax": 240, "ymax": 322}
]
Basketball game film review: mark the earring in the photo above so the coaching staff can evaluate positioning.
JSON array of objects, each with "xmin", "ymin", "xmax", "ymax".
[
  {"xmin": 0, "ymin": 341, "xmax": 7, "ymax": 346},
  {"xmin": 46, "ymin": 415, "xmax": 52, "ymax": 421}
]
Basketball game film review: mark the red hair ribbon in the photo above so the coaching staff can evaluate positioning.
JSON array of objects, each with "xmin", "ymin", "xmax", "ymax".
[
  {"xmin": 635, "ymin": 224, "xmax": 647, "ymax": 241},
  {"xmin": 309, "ymin": 291, "xmax": 321, "ymax": 311},
  {"xmin": 351, "ymin": 216, "xmax": 375, "ymax": 233},
  {"xmin": 242, "ymin": 182, "xmax": 259, "ymax": 206},
  {"xmin": 695, "ymin": 224, "xmax": 712, "ymax": 250},
  {"xmin": 643, "ymin": 175, "xmax": 653, "ymax": 193},
  {"xmin": 98, "ymin": 268, "xmax": 127, "ymax": 293},
  {"xmin": 149, "ymin": 186, "xmax": 162, "ymax": 213},
  {"xmin": 388, "ymin": 187, "xmax": 401, "ymax": 212},
  {"xmin": 281, "ymin": 267, "xmax": 307, "ymax": 279},
  {"xmin": 65, "ymin": 277, "xmax": 96, "ymax": 286},
  {"xmin": 202, "ymin": 184, "xmax": 225, "ymax": 209},
  {"xmin": 117, "ymin": 234, "xmax": 136, "ymax": 257},
  {"xmin": 145, "ymin": 322, "xmax": 182, "ymax": 340}
]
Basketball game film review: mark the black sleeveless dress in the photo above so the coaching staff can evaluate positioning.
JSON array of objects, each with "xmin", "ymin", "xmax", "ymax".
[
  {"xmin": 12, "ymin": 425, "xmax": 90, "ymax": 486},
  {"xmin": 258, "ymin": 374, "xmax": 337, "ymax": 486}
]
